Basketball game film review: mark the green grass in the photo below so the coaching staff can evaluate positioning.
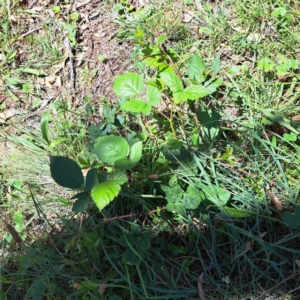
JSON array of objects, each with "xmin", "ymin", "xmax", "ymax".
[{"xmin": 1, "ymin": 0, "xmax": 300, "ymax": 299}]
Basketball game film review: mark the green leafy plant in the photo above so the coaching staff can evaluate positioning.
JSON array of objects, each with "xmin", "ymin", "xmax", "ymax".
[
  {"xmin": 114, "ymin": 34, "xmax": 223, "ymax": 143},
  {"xmin": 117, "ymin": 225, "xmax": 152, "ymax": 266},
  {"xmin": 161, "ymin": 171, "xmax": 231, "ymax": 216},
  {"xmin": 257, "ymin": 55, "xmax": 298, "ymax": 78},
  {"xmin": 50, "ymin": 134, "xmax": 142, "ymax": 212}
]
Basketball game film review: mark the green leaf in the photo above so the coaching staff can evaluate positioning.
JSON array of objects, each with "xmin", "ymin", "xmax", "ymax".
[
  {"xmin": 160, "ymin": 71, "xmax": 183, "ymax": 93},
  {"xmin": 174, "ymin": 203, "xmax": 186, "ymax": 215},
  {"xmin": 49, "ymin": 137, "xmax": 69, "ymax": 149},
  {"xmin": 295, "ymin": 205, "xmax": 300, "ymax": 217},
  {"xmin": 206, "ymin": 77, "xmax": 223, "ymax": 94},
  {"xmin": 283, "ymin": 211, "xmax": 299, "ymax": 229},
  {"xmin": 94, "ymin": 135, "xmax": 129, "ymax": 164},
  {"xmin": 114, "ymin": 158, "xmax": 137, "ymax": 169},
  {"xmin": 13, "ymin": 211, "xmax": 24, "ymax": 232},
  {"xmin": 182, "ymin": 185, "xmax": 202, "ymax": 209},
  {"xmin": 113, "ymin": 73, "xmax": 144, "ymax": 97},
  {"xmin": 134, "ymin": 25, "xmax": 144, "ymax": 38},
  {"xmin": 4, "ymin": 76, "xmax": 23, "ymax": 85},
  {"xmin": 188, "ymin": 54, "xmax": 206, "ymax": 82},
  {"xmin": 162, "ymin": 146, "xmax": 190, "ymax": 163},
  {"xmin": 85, "ymin": 169, "xmax": 98, "ymax": 192},
  {"xmin": 286, "ymin": 59, "xmax": 298, "ymax": 69},
  {"xmin": 130, "ymin": 141, "xmax": 142, "ymax": 162},
  {"xmin": 276, "ymin": 64, "xmax": 287, "ymax": 77},
  {"xmin": 109, "ymin": 170, "xmax": 128, "ymax": 185},
  {"xmin": 273, "ymin": 7, "xmax": 287, "ymax": 17},
  {"xmin": 143, "ymin": 56, "xmax": 166, "ymax": 68},
  {"xmin": 30, "ymin": 276, "xmax": 47, "ymax": 300},
  {"xmin": 137, "ymin": 231, "xmax": 152, "ymax": 251},
  {"xmin": 120, "ymin": 99, "xmax": 152, "ymax": 113},
  {"xmin": 6, "ymin": 49, "xmax": 17, "ymax": 61},
  {"xmin": 40, "ymin": 112, "xmax": 52, "ymax": 145},
  {"xmin": 72, "ymin": 192, "xmax": 91, "ymax": 212},
  {"xmin": 146, "ymin": 85, "xmax": 161, "ymax": 106},
  {"xmin": 257, "ymin": 57, "xmax": 275, "ymax": 72},
  {"xmin": 0, "ymin": 276, "xmax": 14, "ymax": 284},
  {"xmin": 167, "ymin": 139, "xmax": 183, "ymax": 149},
  {"xmin": 224, "ymin": 207, "xmax": 254, "ymax": 218},
  {"xmin": 176, "ymin": 84, "xmax": 210, "ymax": 101},
  {"xmin": 50, "ymin": 156, "xmax": 84, "ymax": 189},
  {"xmin": 211, "ymin": 54, "xmax": 221, "ymax": 74},
  {"xmin": 156, "ymin": 35, "xmax": 168, "ymax": 45},
  {"xmin": 199, "ymin": 184, "xmax": 231, "ymax": 206},
  {"xmin": 8, "ymin": 134, "xmax": 44, "ymax": 152},
  {"xmin": 122, "ymin": 248, "xmax": 142, "ymax": 265},
  {"xmin": 91, "ymin": 181, "xmax": 121, "ymax": 210},
  {"xmin": 197, "ymin": 109, "xmax": 221, "ymax": 129},
  {"xmin": 0, "ymin": 291, "xmax": 7, "ymax": 300},
  {"xmin": 197, "ymin": 110, "xmax": 222, "ymax": 141},
  {"xmin": 16, "ymin": 68, "xmax": 45, "ymax": 76},
  {"xmin": 283, "ymin": 132, "xmax": 297, "ymax": 141},
  {"xmin": 165, "ymin": 185, "xmax": 184, "ymax": 203}
]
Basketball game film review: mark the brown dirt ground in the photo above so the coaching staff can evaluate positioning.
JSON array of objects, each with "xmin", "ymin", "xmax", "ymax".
[{"xmin": 0, "ymin": 0, "xmax": 138, "ymax": 238}]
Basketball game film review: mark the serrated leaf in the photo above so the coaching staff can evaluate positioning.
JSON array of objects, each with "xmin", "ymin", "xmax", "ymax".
[
  {"xmin": 91, "ymin": 181, "xmax": 121, "ymax": 210},
  {"xmin": 146, "ymin": 85, "xmax": 161, "ymax": 106},
  {"xmin": 113, "ymin": 73, "xmax": 144, "ymax": 97},
  {"xmin": 72, "ymin": 192, "xmax": 91, "ymax": 212},
  {"xmin": 50, "ymin": 156, "xmax": 84, "ymax": 189},
  {"xmin": 120, "ymin": 99, "xmax": 152, "ymax": 113},
  {"xmin": 94, "ymin": 135, "xmax": 129, "ymax": 164},
  {"xmin": 85, "ymin": 169, "xmax": 98, "ymax": 192},
  {"xmin": 160, "ymin": 71, "xmax": 183, "ymax": 93},
  {"xmin": 188, "ymin": 54, "xmax": 206, "ymax": 82},
  {"xmin": 130, "ymin": 141, "xmax": 142, "ymax": 162}
]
